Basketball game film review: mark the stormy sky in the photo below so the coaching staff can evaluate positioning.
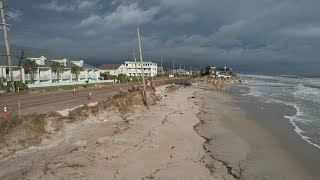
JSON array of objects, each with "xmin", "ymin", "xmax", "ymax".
[{"xmin": 2, "ymin": 0, "xmax": 320, "ymax": 75}]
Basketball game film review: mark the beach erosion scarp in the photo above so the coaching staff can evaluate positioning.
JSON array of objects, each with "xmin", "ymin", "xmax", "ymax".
[{"xmin": 0, "ymin": 82, "xmax": 214, "ymax": 179}]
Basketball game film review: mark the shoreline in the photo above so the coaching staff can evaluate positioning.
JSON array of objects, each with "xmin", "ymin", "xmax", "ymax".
[
  {"xmin": 246, "ymin": 84, "xmax": 320, "ymax": 150},
  {"xmin": 195, "ymin": 83, "xmax": 318, "ymax": 179},
  {"xmin": 229, "ymin": 85, "xmax": 320, "ymax": 178},
  {"xmin": 241, "ymin": 74, "xmax": 320, "ymax": 151}
]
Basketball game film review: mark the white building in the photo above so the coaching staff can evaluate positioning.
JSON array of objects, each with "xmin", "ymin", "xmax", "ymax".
[
  {"xmin": 100, "ymin": 61, "xmax": 158, "ymax": 77},
  {"xmin": 0, "ymin": 56, "xmax": 102, "ymax": 88},
  {"xmin": 210, "ymin": 67, "xmax": 232, "ymax": 78},
  {"xmin": 99, "ymin": 64, "xmax": 127, "ymax": 76},
  {"xmin": 124, "ymin": 61, "xmax": 158, "ymax": 77}
]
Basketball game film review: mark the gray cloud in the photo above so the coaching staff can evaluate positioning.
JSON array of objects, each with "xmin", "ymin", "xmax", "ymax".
[
  {"xmin": 40, "ymin": 0, "xmax": 101, "ymax": 12},
  {"xmin": 3, "ymin": 0, "xmax": 320, "ymax": 75}
]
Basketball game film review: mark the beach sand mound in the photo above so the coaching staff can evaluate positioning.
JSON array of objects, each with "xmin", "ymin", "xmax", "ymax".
[
  {"xmin": 0, "ymin": 87, "xmax": 158, "ymax": 159},
  {"xmin": 165, "ymin": 85, "xmax": 180, "ymax": 93}
]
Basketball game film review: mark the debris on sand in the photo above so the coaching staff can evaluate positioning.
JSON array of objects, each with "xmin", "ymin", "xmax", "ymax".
[
  {"xmin": 165, "ymin": 85, "xmax": 180, "ymax": 93},
  {"xmin": 174, "ymin": 80, "xmax": 192, "ymax": 87},
  {"xmin": 128, "ymin": 85, "xmax": 140, "ymax": 92}
]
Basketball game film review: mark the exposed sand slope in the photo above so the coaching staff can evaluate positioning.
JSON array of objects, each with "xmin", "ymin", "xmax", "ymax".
[{"xmin": 0, "ymin": 86, "xmax": 213, "ymax": 180}]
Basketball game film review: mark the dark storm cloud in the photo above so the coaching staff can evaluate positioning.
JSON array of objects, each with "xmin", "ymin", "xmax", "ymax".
[{"xmin": 3, "ymin": 0, "xmax": 320, "ymax": 74}]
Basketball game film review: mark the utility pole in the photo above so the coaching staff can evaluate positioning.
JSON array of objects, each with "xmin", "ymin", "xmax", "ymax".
[
  {"xmin": 172, "ymin": 59, "xmax": 175, "ymax": 77},
  {"xmin": 18, "ymin": 50, "xmax": 24, "ymax": 82},
  {"xmin": 133, "ymin": 49, "xmax": 139, "ymax": 82},
  {"xmin": 161, "ymin": 58, "xmax": 164, "ymax": 79},
  {"xmin": 137, "ymin": 27, "xmax": 146, "ymax": 93},
  {"xmin": 0, "ymin": 1, "xmax": 14, "ymax": 91}
]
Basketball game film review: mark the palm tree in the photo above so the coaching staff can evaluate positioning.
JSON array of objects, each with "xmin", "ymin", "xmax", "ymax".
[
  {"xmin": 71, "ymin": 65, "xmax": 81, "ymax": 82},
  {"xmin": 51, "ymin": 62, "xmax": 64, "ymax": 83},
  {"xmin": 23, "ymin": 59, "xmax": 37, "ymax": 84}
]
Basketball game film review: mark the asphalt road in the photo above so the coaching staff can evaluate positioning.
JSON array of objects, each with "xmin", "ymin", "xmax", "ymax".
[{"xmin": 0, "ymin": 82, "xmax": 160, "ymax": 116}]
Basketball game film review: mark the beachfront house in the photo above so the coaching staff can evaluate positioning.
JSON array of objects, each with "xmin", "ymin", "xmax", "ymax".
[
  {"xmin": 210, "ymin": 66, "xmax": 232, "ymax": 78},
  {"xmin": 0, "ymin": 55, "xmax": 103, "ymax": 88},
  {"xmin": 99, "ymin": 64, "xmax": 126, "ymax": 76}
]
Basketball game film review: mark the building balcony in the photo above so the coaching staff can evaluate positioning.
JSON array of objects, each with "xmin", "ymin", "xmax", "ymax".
[
  {"xmin": 79, "ymin": 75, "xmax": 86, "ymax": 78},
  {"xmin": 14, "ymin": 76, "xmax": 22, "ymax": 81},
  {"xmin": 40, "ymin": 75, "xmax": 51, "ymax": 80},
  {"xmin": 24, "ymin": 74, "xmax": 39, "ymax": 81},
  {"xmin": 62, "ymin": 75, "xmax": 70, "ymax": 80}
]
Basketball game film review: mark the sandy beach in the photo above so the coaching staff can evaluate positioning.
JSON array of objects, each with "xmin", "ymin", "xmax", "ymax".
[{"xmin": 0, "ymin": 83, "xmax": 318, "ymax": 179}]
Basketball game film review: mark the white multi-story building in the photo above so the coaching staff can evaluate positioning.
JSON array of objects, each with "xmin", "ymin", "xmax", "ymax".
[
  {"xmin": 0, "ymin": 56, "xmax": 102, "ymax": 88},
  {"xmin": 124, "ymin": 61, "xmax": 158, "ymax": 77},
  {"xmin": 100, "ymin": 61, "xmax": 158, "ymax": 77}
]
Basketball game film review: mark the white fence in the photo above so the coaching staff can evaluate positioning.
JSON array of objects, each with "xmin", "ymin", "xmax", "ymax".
[{"xmin": 27, "ymin": 80, "xmax": 114, "ymax": 88}]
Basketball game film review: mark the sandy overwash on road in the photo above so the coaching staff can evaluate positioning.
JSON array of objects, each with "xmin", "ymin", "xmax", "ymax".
[{"xmin": 0, "ymin": 85, "xmax": 213, "ymax": 179}]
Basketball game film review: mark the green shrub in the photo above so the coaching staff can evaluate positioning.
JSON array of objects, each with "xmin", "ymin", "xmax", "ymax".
[
  {"xmin": 15, "ymin": 81, "xmax": 28, "ymax": 91},
  {"xmin": 117, "ymin": 74, "xmax": 130, "ymax": 83}
]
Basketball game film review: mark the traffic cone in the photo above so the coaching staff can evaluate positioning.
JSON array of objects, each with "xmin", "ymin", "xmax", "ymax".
[
  {"xmin": 3, "ymin": 107, "xmax": 8, "ymax": 119},
  {"xmin": 73, "ymin": 88, "xmax": 76, "ymax": 94},
  {"xmin": 88, "ymin": 92, "xmax": 92, "ymax": 100},
  {"xmin": 119, "ymin": 88, "xmax": 123, "ymax": 94}
]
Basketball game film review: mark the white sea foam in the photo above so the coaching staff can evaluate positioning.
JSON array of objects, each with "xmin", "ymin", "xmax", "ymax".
[
  {"xmin": 285, "ymin": 115, "xmax": 320, "ymax": 149},
  {"xmin": 243, "ymin": 75, "xmax": 320, "ymax": 150}
]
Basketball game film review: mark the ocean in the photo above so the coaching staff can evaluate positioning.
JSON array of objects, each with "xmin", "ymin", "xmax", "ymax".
[{"xmin": 239, "ymin": 74, "xmax": 320, "ymax": 149}]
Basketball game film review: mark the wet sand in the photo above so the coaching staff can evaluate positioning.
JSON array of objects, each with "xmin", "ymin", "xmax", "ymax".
[
  {"xmin": 195, "ymin": 84, "xmax": 319, "ymax": 179},
  {"xmin": 231, "ymin": 85, "xmax": 320, "ymax": 178}
]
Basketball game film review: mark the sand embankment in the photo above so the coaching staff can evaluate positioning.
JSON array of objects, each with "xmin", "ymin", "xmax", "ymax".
[{"xmin": 0, "ymin": 84, "xmax": 214, "ymax": 179}]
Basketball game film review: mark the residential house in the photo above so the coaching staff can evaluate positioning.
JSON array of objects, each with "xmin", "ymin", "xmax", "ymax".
[
  {"xmin": 99, "ymin": 64, "xmax": 127, "ymax": 76},
  {"xmin": 210, "ymin": 66, "xmax": 232, "ymax": 78},
  {"xmin": 0, "ymin": 55, "xmax": 102, "ymax": 87}
]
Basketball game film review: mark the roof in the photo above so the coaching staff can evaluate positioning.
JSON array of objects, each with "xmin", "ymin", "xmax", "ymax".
[
  {"xmin": 0, "ymin": 44, "xmax": 65, "ymax": 67},
  {"xmin": 99, "ymin": 64, "xmax": 122, "ymax": 70},
  {"xmin": 0, "ymin": 44, "xmax": 99, "ymax": 69},
  {"xmin": 125, "ymin": 61, "xmax": 157, "ymax": 64},
  {"xmin": 83, "ymin": 62, "xmax": 98, "ymax": 69}
]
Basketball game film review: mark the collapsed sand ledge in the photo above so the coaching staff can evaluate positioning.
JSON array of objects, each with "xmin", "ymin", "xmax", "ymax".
[{"xmin": 0, "ymin": 86, "xmax": 158, "ymax": 159}]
